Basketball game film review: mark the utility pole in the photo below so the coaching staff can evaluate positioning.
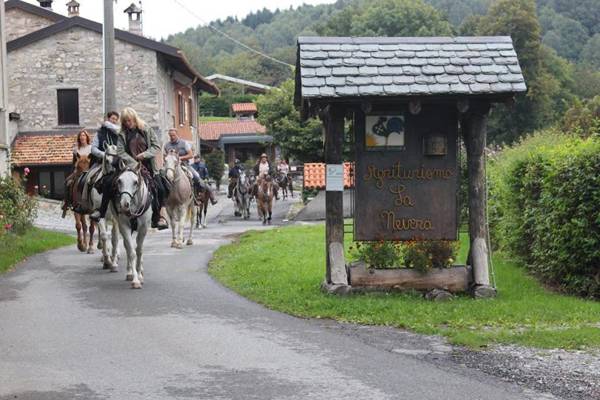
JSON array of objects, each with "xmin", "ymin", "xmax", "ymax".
[
  {"xmin": 0, "ymin": 1, "xmax": 10, "ymax": 175},
  {"xmin": 103, "ymin": 0, "xmax": 117, "ymax": 114}
]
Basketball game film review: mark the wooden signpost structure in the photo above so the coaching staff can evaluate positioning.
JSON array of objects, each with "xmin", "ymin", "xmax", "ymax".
[{"xmin": 295, "ymin": 36, "xmax": 526, "ymax": 297}]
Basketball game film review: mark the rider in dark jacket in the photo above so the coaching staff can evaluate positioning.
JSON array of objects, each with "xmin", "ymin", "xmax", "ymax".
[
  {"xmin": 89, "ymin": 111, "xmax": 120, "ymax": 222},
  {"xmin": 227, "ymin": 159, "xmax": 244, "ymax": 198}
]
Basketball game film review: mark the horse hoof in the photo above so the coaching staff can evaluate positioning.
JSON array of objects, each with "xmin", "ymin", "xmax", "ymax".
[
  {"xmin": 97, "ymin": 242, "xmax": 103, "ymax": 250},
  {"xmin": 170, "ymin": 241, "xmax": 178, "ymax": 248},
  {"xmin": 126, "ymin": 274, "xmax": 133, "ymax": 281},
  {"xmin": 87, "ymin": 248, "xmax": 95, "ymax": 255},
  {"xmin": 176, "ymin": 243, "xmax": 184, "ymax": 249},
  {"xmin": 186, "ymin": 239, "xmax": 193, "ymax": 246},
  {"xmin": 202, "ymin": 224, "xmax": 207, "ymax": 228},
  {"xmin": 110, "ymin": 266, "xmax": 118, "ymax": 273},
  {"xmin": 131, "ymin": 281, "xmax": 142, "ymax": 289}
]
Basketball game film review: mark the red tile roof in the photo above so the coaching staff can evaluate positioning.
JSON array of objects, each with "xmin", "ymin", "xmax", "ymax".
[
  {"xmin": 199, "ymin": 120, "xmax": 266, "ymax": 141},
  {"xmin": 12, "ymin": 132, "xmax": 80, "ymax": 166},
  {"xmin": 231, "ymin": 103, "xmax": 257, "ymax": 113},
  {"xmin": 303, "ymin": 162, "xmax": 355, "ymax": 189}
]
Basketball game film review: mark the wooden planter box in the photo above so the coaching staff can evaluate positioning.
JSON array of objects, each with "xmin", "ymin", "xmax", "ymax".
[{"xmin": 348, "ymin": 261, "xmax": 472, "ymax": 293}]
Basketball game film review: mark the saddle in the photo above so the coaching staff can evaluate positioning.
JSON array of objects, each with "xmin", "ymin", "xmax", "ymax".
[{"xmin": 81, "ymin": 164, "xmax": 104, "ymax": 204}]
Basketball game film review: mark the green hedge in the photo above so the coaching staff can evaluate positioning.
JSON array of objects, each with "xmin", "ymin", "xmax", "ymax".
[
  {"xmin": 0, "ymin": 176, "xmax": 37, "ymax": 236},
  {"xmin": 489, "ymin": 131, "xmax": 600, "ymax": 298}
]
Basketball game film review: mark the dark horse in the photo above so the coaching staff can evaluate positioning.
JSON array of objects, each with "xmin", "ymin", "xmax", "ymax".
[
  {"xmin": 195, "ymin": 189, "xmax": 210, "ymax": 228},
  {"xmin": 275, "ymin": 172, "xmax": 293, "ymax": 200}
]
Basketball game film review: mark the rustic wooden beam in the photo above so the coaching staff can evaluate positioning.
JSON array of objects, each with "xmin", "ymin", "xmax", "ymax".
[
  {"xmin": 349, "ymin": 262, "xmax": 471, "ymax": 293},
  {"xmin": 462, "ymin": 102, "xmax": 496, "ymax": 298},
  {"xmin": 322, "ymin": 104, "xmax": 347, "ymax": 285}
]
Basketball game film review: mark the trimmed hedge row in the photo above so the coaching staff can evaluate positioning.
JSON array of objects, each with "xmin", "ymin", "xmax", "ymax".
[{"xmin": 488, "ymin": 131, "xmax": 600, "ymax": 298}]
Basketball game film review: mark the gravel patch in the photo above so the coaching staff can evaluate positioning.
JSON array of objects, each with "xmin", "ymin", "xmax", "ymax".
[{"xmin": 316, "ymin": 320, "xmax": 599, "ymax": 400}]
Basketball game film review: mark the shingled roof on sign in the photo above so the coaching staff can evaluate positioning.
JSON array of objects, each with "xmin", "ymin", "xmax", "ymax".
[{"xmin": 295, "ymin": 36, "xmax": 526, "ymax": 107}]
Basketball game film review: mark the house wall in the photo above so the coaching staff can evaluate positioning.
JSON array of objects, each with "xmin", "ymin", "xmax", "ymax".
[
  {"xmin": 5, "ymin": 7, "xmax": 56, "ymax": 42},
  {"xmin": 7, "ymin": 27, "xmax": 160, "ymax": 132}
]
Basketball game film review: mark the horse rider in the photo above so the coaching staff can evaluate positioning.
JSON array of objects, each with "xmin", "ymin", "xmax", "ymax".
[
  {"xmin": 163, "ymin": 129, "xmax": 217, "ymax": 205},
  {"xmin": 227, "ymin": 159, "xmax": 244, "ymax": 199},
  {"xmin": 116, "ymin": 107, "xmax": 169, "ymax": 230},
  {"xmin": 89, "ymin": 111, "xmax": 120, "ymax": 222},
  {"xmin": 277, "ymin": 158, "xmax": 290, "ymax": 178},
  {"xmin": 252, "ymin": 153, "xmax": 278, "ymax": 200},
  {"xmin": 62, "ymin": 129, "xmax": 92, "ymax": 217},
  {"xmin": 191, "ymin": 155, "xmax": 209, "ymax": 181}
]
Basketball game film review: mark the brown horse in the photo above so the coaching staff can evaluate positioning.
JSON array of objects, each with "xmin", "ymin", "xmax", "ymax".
[
  {"xmin": 69, "ymin": 154, "xmax": 96, "ymax": 253},
  {"xmin": 195, "ymin": 189, "xmax": 210, "ymax": 229},
  {"xmin": 256, "ymin": 176, "xmax": 274, "ymax": 225}
]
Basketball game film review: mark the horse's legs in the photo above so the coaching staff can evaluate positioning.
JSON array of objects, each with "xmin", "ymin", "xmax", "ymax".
[
  {"xmin": 75, "ymin": 213, "xmax": 86, "ymax": 252},
  {"xmin": 87, "ymin": 219, "xmax": 96, "ymax": 254},
  {"xmin": 81, "ymin": 216, "xmax": 89, "ymax": 252},
  {"xmin": 117, "ymin": 220, "xmax": 135, "ymax": 283},
  {"xmin": 168, "ymin": 208, "xmax": 178, "ymax": 248},
  {"xmin": 110, "ymin": 219, "xmax": 119, "ymax": 271},
  {"xmin": 98, "ymin": 219, "xmax": 111, "ymax": 269},
  {"xmin": 135, "ymin": 221, "xmax": 146, "ymax": 287},
  {"xmin": 178, "ymin": 207, "xmax": 185, "ymax": 246},
  {"xmin": 187, "ymin": 204, "xmax": 195, "ymax": 246}
]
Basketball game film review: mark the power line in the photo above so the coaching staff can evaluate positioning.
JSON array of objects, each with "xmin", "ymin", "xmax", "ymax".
[{"xmin": 171, "ymin": 0, "xmax": 294, "ymax": 69}]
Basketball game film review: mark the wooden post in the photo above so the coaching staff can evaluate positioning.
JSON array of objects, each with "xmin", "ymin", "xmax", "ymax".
[
  {"xmin": 463, "ymin": 103, "xmax": 496, "ymax": 298},
  {"xmin": 322, "ymin": 104, "xmax": 348, "ymax": 288}
]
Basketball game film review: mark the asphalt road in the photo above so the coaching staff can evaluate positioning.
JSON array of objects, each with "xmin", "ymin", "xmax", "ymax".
[{"xmin": 0, "ymin": 195, "xmax": 549, "ymax": 399}]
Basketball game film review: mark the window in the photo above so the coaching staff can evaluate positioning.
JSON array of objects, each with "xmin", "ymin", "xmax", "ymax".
[
  {"xmin": 186, "ymin": 97, "xmax": 192, "ymax": 126},
  {"xmin": 57, "ymin": 89, "xmax": 79, "ymax": 125},
  {"xmin": 178, "ymin": 92, "xmax": 185, "ymax": 126}
]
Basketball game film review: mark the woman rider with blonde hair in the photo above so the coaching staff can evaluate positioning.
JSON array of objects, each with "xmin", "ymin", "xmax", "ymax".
[{"xmin": 91, "ymin": 107, "xmax": 169, "ymax": 229}]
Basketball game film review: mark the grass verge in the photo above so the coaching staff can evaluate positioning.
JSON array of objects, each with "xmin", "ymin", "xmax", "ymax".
[
  {"xmin": 209, "ymin": 224, "xmax": 600, "ymax": 350},
  {"xmin": 0, "ymin": 228, "xmax": 75, "ymax": 274}
]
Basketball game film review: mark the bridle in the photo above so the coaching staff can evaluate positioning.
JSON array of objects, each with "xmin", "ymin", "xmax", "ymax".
[
  {"xmin": 116, "ymin": 169, "xmax": 149, "ymax": 218},
  {"xmin": 164, "ymin": 153, "xmax": 182, "ymax": 184}
]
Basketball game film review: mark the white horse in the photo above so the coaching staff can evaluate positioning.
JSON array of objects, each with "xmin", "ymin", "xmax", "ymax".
[
  {"xmin": 114, "ymin": 165, "xmax": 152, "ymax": 289},
  {"xmin": 233, "ymin": 171, "xmax": 251, "ymax": 220},
  {"xmin": 86, "ymin": 144, "xmax": 120, "ymax": 272},
  {"xmin": 163, "ymin": 151, "xmax": 196, "ymax": 249}
]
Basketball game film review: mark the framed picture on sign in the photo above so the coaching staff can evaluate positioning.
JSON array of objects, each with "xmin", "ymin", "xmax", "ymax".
[{"xmin": 365, "ymin": 115, "xmax": 405, "ymax": 150}]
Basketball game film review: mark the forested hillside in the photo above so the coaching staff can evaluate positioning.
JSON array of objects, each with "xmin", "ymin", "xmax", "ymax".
[
  {"xmin": 168, "ymin": 0, "xmax": 600, "ymax": 143},
  {"xmin": 167, "ymin": 0, "xmax": 600, "ymax": 83}
]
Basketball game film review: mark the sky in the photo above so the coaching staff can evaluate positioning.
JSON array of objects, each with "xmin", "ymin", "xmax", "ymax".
[{"xmin": 20, "ymin": 0, "xmax": 336, "ymax": 39}]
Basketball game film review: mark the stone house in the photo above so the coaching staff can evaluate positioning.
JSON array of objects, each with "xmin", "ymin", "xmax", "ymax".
[{"xmin": 5, "ymin": 0, "xmax": 218, "ymax": 199}]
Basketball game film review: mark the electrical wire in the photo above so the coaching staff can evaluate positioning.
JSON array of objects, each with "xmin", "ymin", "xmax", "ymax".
[{"xmin": 171, "ymin": 0, "xmax": 295, "ymax": 69}]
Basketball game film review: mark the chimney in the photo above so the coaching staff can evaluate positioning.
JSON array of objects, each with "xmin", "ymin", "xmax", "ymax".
[
  {"xmin": 124, "ymin": 2, "xmax": 143, "ymax": 36},
  {"xmin": 37, "ymin": 0, "xmax": 53, "ymax": 9},
  {"xmin": 66, "ymin": 0, "xmax": 80, "ymax": 17}
]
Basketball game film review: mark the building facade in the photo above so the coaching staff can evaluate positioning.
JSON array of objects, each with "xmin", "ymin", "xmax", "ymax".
[{"xmin": 4, "ymin": 0, "xmax": 218, "ymax": 198}]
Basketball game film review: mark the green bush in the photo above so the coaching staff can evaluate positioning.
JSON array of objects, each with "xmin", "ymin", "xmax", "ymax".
[
  {"xmin": 488, "ymin": 131, "xmax": 600, "ymax": 298},
  {"xmin": 0, "ymin": 176, "xmax": 37, "ymax": 236},
  {"xmin": 205, "ymin": 150, "xmax": 225, "ymax": 190}
]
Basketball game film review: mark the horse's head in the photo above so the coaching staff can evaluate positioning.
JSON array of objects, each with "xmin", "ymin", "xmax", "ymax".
[
  {"xmin": 75, "ymin": 153, "xmax": 92, "ymax": 173},
  {"xmin": 164, "ymin": 150, "xmax": 180, "ymax": 181},
  {"xmin": 103, "ymin": 143, "xmax": 118, "ymax": 172},
  {"xmin": 116, "ymin": 167, "xmax": 141, "ymax": 214},
  {"xmin": 238, "ymin": 172, "xmax": 248, "ymax": 194}
]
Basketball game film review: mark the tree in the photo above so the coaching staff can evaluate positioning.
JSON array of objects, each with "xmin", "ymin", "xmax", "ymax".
[
  {"xmin": 473, "ymin": 0, "xmax": 576, "ymax": 143},
  {"xmin": 205, "ymin": 149, "xmax": 225, "ymax": 189},
  {"xmin": 317, "ymin": 0, "xmax": 454, "ymax": 37},
  {"xmin": 581, "ymin": 33, "xmax": 600, "ymax": 69},
  {"xmin": 256, "ymin": 80, "xmax": 324, "ymax": 162}
]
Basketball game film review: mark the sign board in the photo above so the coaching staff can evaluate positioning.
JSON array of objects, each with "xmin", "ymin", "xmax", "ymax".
[
  {"xmin": 326, "ymin": 164, "xmax": 344, "ymax": 191},
  {"xmin": 354, "ymin": 106, "xmax": 459, "ymax": 241}
]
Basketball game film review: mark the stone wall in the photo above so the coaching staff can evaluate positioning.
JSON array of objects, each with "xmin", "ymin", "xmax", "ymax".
[
  {"xmin": 7, "ymin": 27, "xmax": 160, "ymax": 132},
  {"xmin": 156, "ymin": 55, "xmax": 176, "ymax": 145},
  {"xmin": 5, "ymin": 8, "xmax": 56, "ymax": 42}
]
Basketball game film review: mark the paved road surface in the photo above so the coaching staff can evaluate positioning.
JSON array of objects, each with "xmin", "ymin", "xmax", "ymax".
[{"xmin": 1, "ymin": 195, "xmax": 549, "ymax": 399}]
